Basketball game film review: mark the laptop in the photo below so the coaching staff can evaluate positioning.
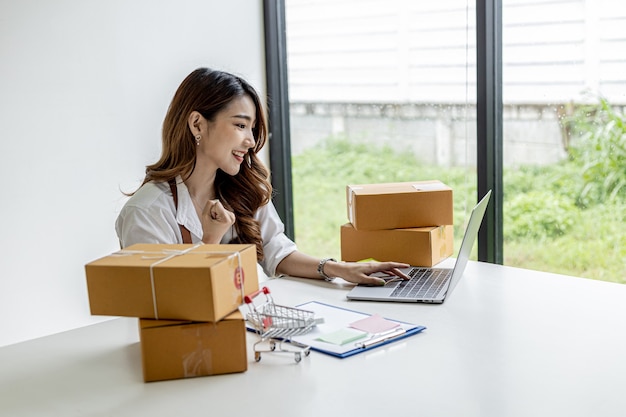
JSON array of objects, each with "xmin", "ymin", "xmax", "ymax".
[{"xmin": 346, "ymin": 190, "xmax": 492, "ymax": 303}]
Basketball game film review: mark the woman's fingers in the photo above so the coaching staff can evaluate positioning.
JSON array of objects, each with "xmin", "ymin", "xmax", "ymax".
[
  {"xmin": 207, "ymin": 200, "xmax": 235, "ymax": 225},
  {"xmin": 368, "ymin": 262, "xmax": 410, "ymax": 280},
  {"xmin": 209, "ymin": 199, "xmax": 221, "ymax": 220},
  {"xmin": 383, "ymin": 267, "xmax": 410, "ymax": 280}
]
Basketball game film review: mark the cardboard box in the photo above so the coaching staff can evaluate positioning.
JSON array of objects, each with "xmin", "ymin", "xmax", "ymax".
[
  {"xmin": 85, "ymin": 243, "xmax": 258, "ymax": 322},
  {"xmin": 346, "ymin": 180, "xmax": 453, "ymax": 230},
  {"xmin": 139, "ymin": 311, "xmax": 247, "ymax": 382},
  {"xmin": 340, "ymin": 223, "xmax": 454, "ymax": 267}
]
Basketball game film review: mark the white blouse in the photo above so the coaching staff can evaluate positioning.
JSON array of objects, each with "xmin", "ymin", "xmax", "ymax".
[{"xmin": 115, "ymin": 177, "xmax": 297, "ymax": 278}]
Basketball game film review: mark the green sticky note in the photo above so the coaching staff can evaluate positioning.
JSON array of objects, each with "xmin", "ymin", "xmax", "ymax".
[{"xmin": 316, "ymin": 328, "xmax": 368, "ymax": 345}]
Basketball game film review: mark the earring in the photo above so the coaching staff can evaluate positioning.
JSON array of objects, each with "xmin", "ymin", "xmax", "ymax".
[{"xmin": 195, "ymin": 135, "xmax": 201, "ymax": 146}]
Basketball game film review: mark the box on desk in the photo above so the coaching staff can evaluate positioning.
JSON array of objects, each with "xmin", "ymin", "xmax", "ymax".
[
  {"xmin": 139, "ymin": 311, "xmax": 247, "ymax": 382},
  {"xmin": 340, "ymin": 223, "xmax": 454, "ymax": 267},
  {"xmin": 346, "ymin": 180, "xmax": 453, "ymax": 231},
  {"xmin": 85, "ymin": 243, "xmax": 258, "ymax": 322}
]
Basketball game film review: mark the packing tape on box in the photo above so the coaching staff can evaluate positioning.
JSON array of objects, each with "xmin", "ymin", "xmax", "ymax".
[
  {"xmin": 113, "ymin": 245, "xmax": 244, "ymax": 320},
  {"xmin": 181, "ymin": 324, "xmax": 216, "ymax": 378}
]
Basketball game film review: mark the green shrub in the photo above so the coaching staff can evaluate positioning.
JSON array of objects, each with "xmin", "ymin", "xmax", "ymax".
[
  {"xmin": 291, "ymin": 136, "xmax": 624, "ymax": 283},
  {"xmin": 567, "ymin": 98, "xmax": 626, "ymax": 204},
  {"xmin": 292, "ymin": 136, "xmax": 475, "ymax": 257},
  {"xmin": 503, "ymin": 191, "xmax": 576, "ymax": 241}
]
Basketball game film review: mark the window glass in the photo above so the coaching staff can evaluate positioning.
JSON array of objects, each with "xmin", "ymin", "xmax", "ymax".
[
  {"xmin": 502, "ymin": 0, "xmax": 626, "ymax": 283},
  {"xmin": 285, "ymin": 0, "xmax": 477, "ymax": 261}
]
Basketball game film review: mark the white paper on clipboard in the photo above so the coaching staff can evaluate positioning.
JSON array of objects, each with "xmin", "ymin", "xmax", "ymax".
[{"xmin": 288, "ymin": 301, "xmax": 426, "ymax": 358}]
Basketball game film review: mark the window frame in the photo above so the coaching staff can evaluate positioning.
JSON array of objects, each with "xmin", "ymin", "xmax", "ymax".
[
  {"xmin": 264, "ymin": 0, "xmax": 295, "ymax": 240},
  {"xmin": 476, "ymin": 0, "xmax": 504, "ymax": 264}
]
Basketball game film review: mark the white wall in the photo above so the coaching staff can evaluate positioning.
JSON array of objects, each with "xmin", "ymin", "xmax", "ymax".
[{"xmin": 0, "ymin": 0, "xmax": 266, "ymax": 347}]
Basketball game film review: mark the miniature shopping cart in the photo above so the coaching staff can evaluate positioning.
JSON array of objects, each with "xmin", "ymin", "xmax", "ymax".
[{"xmin": 244, "ymin": 287, "xmax": 316, "ymax": 363}]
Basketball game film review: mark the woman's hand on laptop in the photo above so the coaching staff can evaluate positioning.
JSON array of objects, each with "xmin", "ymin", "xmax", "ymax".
[{"xmin": 325, "ymin": 260, "xmax": 410, "ymax": 286}]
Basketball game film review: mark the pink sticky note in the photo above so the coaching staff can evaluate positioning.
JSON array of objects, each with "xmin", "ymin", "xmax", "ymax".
[{"xmin": 349, "ymin": 314, "xmax": 400, "ymax": 334}]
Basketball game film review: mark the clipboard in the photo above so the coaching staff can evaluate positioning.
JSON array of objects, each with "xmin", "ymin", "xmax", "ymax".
[{"xmin": 245, "ymin": 301, "xmax": 425, "ymax": 358}]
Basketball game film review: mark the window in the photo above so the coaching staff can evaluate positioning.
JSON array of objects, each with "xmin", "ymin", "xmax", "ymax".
[
  {"xmin": 285, "ymin": 0, "xmax": 477, "ymax": 260},
  {"xmin": 276, "ymin": 0, "xmax": 625, "ymax": 283},
  {"xmin": 502, "ymin": 0, "xmax": 626, "ymax": 282}
]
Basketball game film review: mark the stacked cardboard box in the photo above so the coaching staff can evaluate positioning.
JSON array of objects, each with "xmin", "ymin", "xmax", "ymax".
[
  {"xmin": 138, "ymin": 312, "xmax": 247, "ymax": 382},
  {"xmin": 341, "ymin": 180, "xmax": 454, "ymax": 266},
  {"xmin": 85, "ymin": 243, "xmax": 258, "ymax": 382}
]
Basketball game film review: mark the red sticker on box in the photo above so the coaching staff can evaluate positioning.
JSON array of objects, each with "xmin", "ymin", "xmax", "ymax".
[{"xmin": 234, "ymin": 266, "xmax": 244, "ymax": 289}]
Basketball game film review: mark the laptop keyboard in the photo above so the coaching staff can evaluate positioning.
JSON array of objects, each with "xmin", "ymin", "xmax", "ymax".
[{"xmin": 390, "ymin": 268, "xmax": 450, "ymax": 299}]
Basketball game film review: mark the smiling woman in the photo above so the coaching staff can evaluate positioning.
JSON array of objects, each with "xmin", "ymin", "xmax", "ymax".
[
  {"xmin": 116, "ymin": 68, "xmax": 276, "ymax": 267},
  {"xmin": 115, "ymin": 68, "xmax": 411, "ymax": 286}
]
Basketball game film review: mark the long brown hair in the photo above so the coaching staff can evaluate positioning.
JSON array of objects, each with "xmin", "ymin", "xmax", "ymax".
[{"xmin": 140, "ymin": 68, "xmax": 272, "ymax": 260}]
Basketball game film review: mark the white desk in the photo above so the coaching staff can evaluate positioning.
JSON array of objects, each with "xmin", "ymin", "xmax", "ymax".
[{"xmin": 2, "ymin": 261, "xmax": 626, "ymax": 417}]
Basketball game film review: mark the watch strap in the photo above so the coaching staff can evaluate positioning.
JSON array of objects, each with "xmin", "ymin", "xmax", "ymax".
[{"xmin": 317, "ymin": 258, "xmax": 337, "ymax": 282}]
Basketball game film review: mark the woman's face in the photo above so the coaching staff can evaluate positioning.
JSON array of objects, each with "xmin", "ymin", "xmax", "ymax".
[{"xmin": 197, "ymin": 95, "xmax": 257, "ymax": 176}]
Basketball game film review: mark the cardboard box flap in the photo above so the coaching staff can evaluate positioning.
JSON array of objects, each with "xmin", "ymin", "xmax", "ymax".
[
  {"xmin": 348, "ymin": 180, "xmax": 451, "ymax": 196},
  {"xmin": 139, "ymin": 311, "xmax": 244, "ymax": 330},
  {"xmin": 140, "ymin": 319, "xmax": 194, "ymax": 329}
]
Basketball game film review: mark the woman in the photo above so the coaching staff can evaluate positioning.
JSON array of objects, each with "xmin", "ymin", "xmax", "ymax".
[{"xmin": 116, "ymin": 68, "xmax": 408, "ymax": 285}]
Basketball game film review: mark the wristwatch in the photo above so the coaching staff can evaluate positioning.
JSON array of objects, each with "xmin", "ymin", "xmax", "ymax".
[{"xmin": 317, "ymin": 258, "xmax": 337, "ymax": 282}]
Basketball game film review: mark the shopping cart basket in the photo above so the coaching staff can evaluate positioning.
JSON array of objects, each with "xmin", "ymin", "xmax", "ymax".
[{"xmin": 244, "ymin": 287, "xmax": 316, "ymax": 363}]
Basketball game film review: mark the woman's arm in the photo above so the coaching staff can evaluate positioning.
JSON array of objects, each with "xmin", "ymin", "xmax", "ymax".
[{"xmin": 275, "ymin": 250, "xmax": 409, "ymax": 286}]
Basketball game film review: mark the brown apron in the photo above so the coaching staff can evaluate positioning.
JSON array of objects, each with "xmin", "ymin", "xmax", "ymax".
[{"xmin": 168, "ymin": 179, "xmax": 193, "ymax": 244}]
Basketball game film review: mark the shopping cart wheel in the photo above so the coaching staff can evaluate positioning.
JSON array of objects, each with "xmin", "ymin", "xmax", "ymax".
[
  {"xmin": 294, "ymin": 352, "xmax": 302, "ymax": 363},
  {"xmin": 304, "ymin": 350, "xmax": 311, "ymax": 357},
  {"xmin": 270, "ymin": 340, "xmax": 276, "ymax": 351},
  {"xmin": 255, "ymin": 352, "xmax": 261, "ymax": 362}
]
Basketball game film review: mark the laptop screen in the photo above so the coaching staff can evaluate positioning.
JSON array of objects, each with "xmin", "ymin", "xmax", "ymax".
[{"xmin": 446, "ymin": 190, "xmax": 491, "ymax": 295}]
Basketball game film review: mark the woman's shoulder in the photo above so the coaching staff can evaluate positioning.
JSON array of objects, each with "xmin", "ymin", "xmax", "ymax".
[
  {"xmin": 115, "ymin": 180, "xmax": 179, "ymax": 247},
  {"xmin": 255, "ymin": 200, "xmax": 277, "ymax": 216},
  {"xmin": 123, "ymin": 181, "xmax": 172, "ymax": 210},
  {"xmin": 254, "ymin": 200, "xmax": 285, "ymax": 227}
]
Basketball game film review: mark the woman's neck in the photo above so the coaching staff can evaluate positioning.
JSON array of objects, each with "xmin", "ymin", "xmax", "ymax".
[{"xmin": 184, "ymin": 167, "xmax": 217, "ymax": 209}]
